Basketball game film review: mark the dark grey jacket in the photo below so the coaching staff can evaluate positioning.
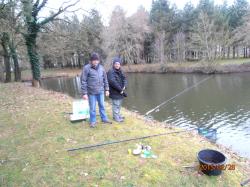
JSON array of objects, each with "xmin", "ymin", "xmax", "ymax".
[{"xmin": 81, "ymin": 63, "xmax": 109, "ymax": 95}]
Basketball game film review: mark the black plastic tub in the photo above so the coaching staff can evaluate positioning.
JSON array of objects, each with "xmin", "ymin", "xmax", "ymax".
[{"xmin": 197, "ymin": 149, "xmax": 227, "ymax": 176}]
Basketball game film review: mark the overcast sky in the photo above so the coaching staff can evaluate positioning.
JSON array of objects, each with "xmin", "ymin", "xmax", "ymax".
[{"xmin": 41, "ymin": 0, "xmax": 235, "ymax": 25}]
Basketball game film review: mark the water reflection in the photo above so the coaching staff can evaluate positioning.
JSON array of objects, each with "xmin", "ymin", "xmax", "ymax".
[
  {"xmin": 41, "ymin": 73, "xmax": 250, "ymax": 158},
  {"xmin": 41, "ymin": 76, "xmax": 82, "ymax": 98}
]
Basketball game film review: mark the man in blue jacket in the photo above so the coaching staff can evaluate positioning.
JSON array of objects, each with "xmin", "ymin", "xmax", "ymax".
[
  {"xmin": 81, "ymin": 53, "xmax": 112, "ymax": 128},
  {"xmin": 107, "ymin": 57, "xmax": 127, "ymax": 122}
]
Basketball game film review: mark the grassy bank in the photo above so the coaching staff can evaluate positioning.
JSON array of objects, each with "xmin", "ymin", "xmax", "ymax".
[
  {"xmin": 0, "ymin": 83, "xmax": 249, "ymax": 186},
  {"xmin": 122, "ymin": 59, "xmax": 250, "ymax": 74}
]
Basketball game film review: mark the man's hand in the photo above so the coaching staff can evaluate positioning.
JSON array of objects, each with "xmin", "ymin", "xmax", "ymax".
[
  {"xmin": 105, "ymin": 91, "xmax": 109, "ymax": 97},
  {"xmin": 83, "ymin": 94, "xmax": 88, "ymax": 100}
]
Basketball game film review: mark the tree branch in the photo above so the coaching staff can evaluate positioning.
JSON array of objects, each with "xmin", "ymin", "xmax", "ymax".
[
  {"xmin": 37, "ymin": 0, "xmax": 48, "ymax": 12},
  {"xmin": 0, "ymin": 0, "xmax": 7, "ymax": 14},
  {"xmin": 44, "ymin": 5, "xmax": 91, "ymax": 14},
  {"xmin": 32, "ymin": 0, "xmax": 39, "ymax": 17},
  {"xmin": 32, "ymin": 0, "xmax": 47, "ymax": 18},
  {"xmin": 33, "ymin": 0, "xmax": 40, "ymax": 10},
  {"xmin": 39, "ymin": 0, "xmax": 79, "ymax": 26}
]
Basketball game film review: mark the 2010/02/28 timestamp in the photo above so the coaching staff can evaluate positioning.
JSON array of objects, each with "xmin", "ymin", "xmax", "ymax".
[{"xmin": 199, "ymin": 164, "xmax": 236, "ymax": 171}]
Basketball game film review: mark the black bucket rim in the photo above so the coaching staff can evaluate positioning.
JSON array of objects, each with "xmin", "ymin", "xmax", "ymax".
[{"xmin": 197, "ymin": 149, "xmax": 227, "ymax": 166}]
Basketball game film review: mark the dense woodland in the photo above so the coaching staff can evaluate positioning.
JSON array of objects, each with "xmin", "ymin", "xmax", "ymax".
[{"xmin": 0, "ymin": 0, "xmax": 250, "ymax": 86}]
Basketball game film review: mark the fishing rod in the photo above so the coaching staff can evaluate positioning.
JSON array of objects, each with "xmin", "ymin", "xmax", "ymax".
[
  {"xmin": 145, "ymin": 76, "xmax": 213, "ymax": 116},
  {"xmin": 67, "ymin": 127, "xmax": 197, "ymax": 152},
  {"xmin": 241, "ymin": 178, "xmax": 250, "ymax": 186},
  {"xmin": 67, "ymin": 75, "xmax": 214, "ymax": 152}
]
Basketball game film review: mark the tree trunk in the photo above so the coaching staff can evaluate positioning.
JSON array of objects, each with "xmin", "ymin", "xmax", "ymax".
[
  {"xmin": 233, "ymin": 46, "xmax": 236, "ymax": 59},
  {"xmin": 9, "ymin": 40, "xmax": 21, "ymax": 81},
  {"xmin": 222, "ymin": 46, "xmax": 225, "ymax": 59},
  {"xmin": 214, "ymin": 45, "xmax": 217, "ymax": 59},
  {"xmin": 25, "ymin": 32, "xmax": 41, "ymax": 87},
  {"xmin": 61, "ymin": 54, "xmax": 65, "ymax": 68},
  {"xmin": 78, "ymin": 54, "xmax": 81, "ymax": 68},
  {"xmin": 227, "ymin": 46, "xmax": 230, "ymax": 59},
  {"xmin": 0, "ymin": 57, "xmax": 4, "ymax": 82},
  {"xmin": 160, "ymin": 31, "xmax": 165, "ymax": 64},
  {"xmin": 3, "ymin": 51, "xmax": 11, "ymax": 82},
  {"xmin": 1, "ymin": 32, "xmax": 11, "ymax": 82}
]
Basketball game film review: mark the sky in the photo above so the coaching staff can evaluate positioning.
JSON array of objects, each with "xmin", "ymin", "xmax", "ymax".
[{"xmin": 41, "ymin": 0, "xmax": 235, "ymax": 25}]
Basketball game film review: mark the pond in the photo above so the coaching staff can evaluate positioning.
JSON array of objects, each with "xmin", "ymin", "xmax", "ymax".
[{"xmin": 41, "ymin": 73, "xmax": 250, "ymax": 158}]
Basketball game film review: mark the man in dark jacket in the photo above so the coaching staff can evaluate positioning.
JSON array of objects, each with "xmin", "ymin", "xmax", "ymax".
[
  {"xmin": 81, "ymin": 53, "xmax": 112, "ymax": 127},
  {"xmin": 107, "ymin": 57, "xmax": 127, "ymax": 122}
]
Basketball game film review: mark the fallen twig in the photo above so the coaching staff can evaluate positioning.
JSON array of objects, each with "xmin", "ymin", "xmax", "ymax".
[{"xmin": 241, "ymin": 178, "xmax": 250, "ymax": 186}]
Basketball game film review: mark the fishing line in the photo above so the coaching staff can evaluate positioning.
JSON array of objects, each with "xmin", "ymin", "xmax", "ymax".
[
  {"xmin": 145, "ymin": 76, "xmax": 213, "ymax": 116},
  {"xmin": 67, "ymin": 76, "xmax": 214, "ymax": 152}
]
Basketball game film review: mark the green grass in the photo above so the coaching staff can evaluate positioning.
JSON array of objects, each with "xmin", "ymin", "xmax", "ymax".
[
  {"xmin": 122, "ymin": 58, "xmax": 250, "ymax": 73},
  {"xmin": 20, "ymin": 68, "xmax": 81, "ymax": 81},
  {"xmin": 0, "ymin": 83, "xmax": 249, "ymax": 186},
  {"xmin": 214, "ymin": 58, "xmax": 250, "ymax": 65}
]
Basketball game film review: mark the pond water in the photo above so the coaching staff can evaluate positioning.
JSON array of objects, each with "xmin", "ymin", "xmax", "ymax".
[{"xmin": 41, "ymin": 73, "xmax": 250, "ymax": 158}]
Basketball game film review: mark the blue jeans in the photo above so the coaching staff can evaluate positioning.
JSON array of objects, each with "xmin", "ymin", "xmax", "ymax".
[
  {"xmin": 112, "ymin": 99, "xmax": 123, "ymax": 120},
  {"xmin": 88, "ymin": 92, "xmax": 108, "ymax": 123}
]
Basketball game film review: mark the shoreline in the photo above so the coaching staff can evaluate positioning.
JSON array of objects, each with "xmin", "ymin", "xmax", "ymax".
[
  {"xmin": 21, "ymin": 75, "xmax": 71, "ymax": 82},
  {"xmin": 123, "ymin": 107, "xmax": 250, "ymax": 162},
  {"xmin": 0, "ymin": 82, "xmax": 249, "ymax": 186}
]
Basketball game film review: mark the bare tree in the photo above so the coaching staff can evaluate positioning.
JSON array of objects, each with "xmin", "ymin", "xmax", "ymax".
[
  {"xmin": 1, "ymin": 0, "xmax": 25, "ymax": 82},
  {"xmin": 191, "ymin": 11, "xmax": 217, "ymax": 61},
  {"xmin": 38, "ymin": 18, "xmax": 74, "ymax": 68},
  {"xmin": 103, "ymin": 6, "xmax": 127, "ymax": 64},
  {"xmin": 104, "ymin": 6, "xmax": 151, "ymax": 65},
  {"xmin": 38, "ymin": 9, "xmax": 103, "ymax": 69},
  {"xmin": 128, "ymin": 6, "xmax": 151, "ymax": 64},
  {"xmin": 172, "ymin": 32, "xmax": 186, "ymax": 62}
]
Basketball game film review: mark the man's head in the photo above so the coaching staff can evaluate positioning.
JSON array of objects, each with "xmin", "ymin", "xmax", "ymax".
[
  {"xmin": 90, "ymin": 53, "xmax": 100, "ymax": 67},
  {"xmin": 113, "ymin": 57, "xmax": 121, "ymax": 70}
]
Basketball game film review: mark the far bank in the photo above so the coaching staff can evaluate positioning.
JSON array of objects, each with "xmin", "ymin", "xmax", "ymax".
[
  {"xmin": 122, "ymin": 59, "xmax": 250, "ymax": 74},
  {"xmin": 18, "ymin": 59, "xmax": 250, "ymax": 82}
]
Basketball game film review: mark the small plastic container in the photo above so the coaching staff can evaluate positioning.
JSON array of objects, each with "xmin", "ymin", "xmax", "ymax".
[{"xmin": 198, "ymin": 128, "xmax": 217, "ymax": 141}]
